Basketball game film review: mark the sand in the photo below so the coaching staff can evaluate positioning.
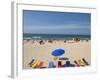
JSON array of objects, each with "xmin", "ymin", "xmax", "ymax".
[{"xmin": 23, "ymin": 40, "xmax": 91, "ymax": 69}]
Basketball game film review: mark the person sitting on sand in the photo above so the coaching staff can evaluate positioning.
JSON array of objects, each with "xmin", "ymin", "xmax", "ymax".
[
  {"xmin": 68, "ymin": 37, "xmax": 80, "ymax": 43},
  {"xmin": 48, "ymin": 40, "xmax": 53, "ymax": 43},
  {"xmin": 86, "ymin": 39, "xmax": 89, "ymax": 42},
  {"xmin": 73, "ymin": 37, "xmax": 80, "ymax": 42},
  {"xmin": 64, "ymin": 40, "xmax": 67, "ymax": 43},
  {"xmin": 26, "ymin": 39, "xmax": 30, "ymax": 42},
  {"xmin": 39, "ymin": 40, "xmax": 44, "ymax": 45}
]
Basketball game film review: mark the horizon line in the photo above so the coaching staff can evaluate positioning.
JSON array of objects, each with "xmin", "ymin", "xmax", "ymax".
[{"xmin": 23, "ymin": 33, "xmax": 91, "ymax": 35}]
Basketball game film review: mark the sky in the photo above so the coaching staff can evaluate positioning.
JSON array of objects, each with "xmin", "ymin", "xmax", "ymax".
[{"xmin": 23, "ymin": 10, "xmax": 91, "ymax": 35}]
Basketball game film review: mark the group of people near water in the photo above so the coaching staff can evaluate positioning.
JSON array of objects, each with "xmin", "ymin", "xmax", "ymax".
[{"xmin": 24, "ymin": 37, "xmax": 89, "ymax": 45}]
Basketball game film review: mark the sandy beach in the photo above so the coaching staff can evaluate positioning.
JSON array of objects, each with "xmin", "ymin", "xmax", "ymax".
[{"xmin": 23, "ymin": 40, "xmax": 91, "ymax": 69}]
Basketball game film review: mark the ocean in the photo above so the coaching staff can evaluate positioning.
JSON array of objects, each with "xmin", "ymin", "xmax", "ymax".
[{"xmin": 23, "ymin": 34, "xmax": 91, "ymax": 40}]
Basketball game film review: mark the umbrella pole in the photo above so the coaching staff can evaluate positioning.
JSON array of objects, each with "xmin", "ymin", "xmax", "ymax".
[{"xmin": 54, "ymin": 56, "xmax": 58, "ymax": 60}]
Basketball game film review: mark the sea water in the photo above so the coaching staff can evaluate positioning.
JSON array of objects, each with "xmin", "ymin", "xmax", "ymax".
[{"xmin": 23, "ymin": 34, "xmax": 90, "ymax": 40}]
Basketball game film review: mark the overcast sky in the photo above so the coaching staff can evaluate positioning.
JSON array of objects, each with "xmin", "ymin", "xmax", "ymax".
[{"xmin": 23, "ymin": 10, "xmax": 91, "ymax": 35}]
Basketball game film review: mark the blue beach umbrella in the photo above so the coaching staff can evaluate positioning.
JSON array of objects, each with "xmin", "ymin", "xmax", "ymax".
[{"xmin": 52, "ymin": 49, "xmax": 65, "ymax": 60}]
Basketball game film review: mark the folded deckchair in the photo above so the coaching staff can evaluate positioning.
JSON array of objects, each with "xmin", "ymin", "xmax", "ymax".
[
  {"xmin": 48, "ymin": 61, "xmax": 55, "ymax": 68},
  {"xmin": 31, "ymin": 59, "xmax": 39, "ymax": 68}
]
